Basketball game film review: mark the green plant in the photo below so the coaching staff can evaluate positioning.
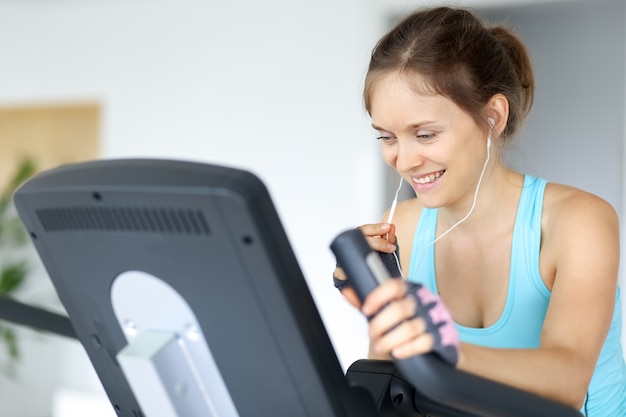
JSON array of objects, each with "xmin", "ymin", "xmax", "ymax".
[{"xmin": 0, "ymin": 158, "xmax": 37, "ymax": 375}]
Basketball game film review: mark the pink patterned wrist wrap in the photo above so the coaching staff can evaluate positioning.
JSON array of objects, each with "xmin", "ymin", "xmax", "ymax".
[{"xmin": 405, "ymin": 282, "xmax": 459, "ymax": 366}]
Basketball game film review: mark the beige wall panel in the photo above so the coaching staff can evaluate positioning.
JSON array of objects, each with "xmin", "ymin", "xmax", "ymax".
[{"xmin": 0, "ymin": 104, "xmax": 100, "ymax": 190}]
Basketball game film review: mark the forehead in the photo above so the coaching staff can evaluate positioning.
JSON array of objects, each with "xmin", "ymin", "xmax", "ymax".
[{"xmin": 369, "ymin": 72, "xmax": 462, "ymax": 128}]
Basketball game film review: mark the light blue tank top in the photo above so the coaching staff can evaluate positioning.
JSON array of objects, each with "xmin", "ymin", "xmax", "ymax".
[{"xmin": 408, "ymin": 174, "xmax": 626, "ymax": 416}]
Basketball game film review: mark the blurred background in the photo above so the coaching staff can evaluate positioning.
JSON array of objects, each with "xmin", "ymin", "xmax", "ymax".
[{"xmin": 0, "ymin": 0, "xmax": 624, "ymax": 415}]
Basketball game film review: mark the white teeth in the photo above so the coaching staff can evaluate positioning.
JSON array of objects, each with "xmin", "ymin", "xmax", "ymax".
[{"xmin": 414, "ymin": 171, "xmax": 443, "ymax": 184}]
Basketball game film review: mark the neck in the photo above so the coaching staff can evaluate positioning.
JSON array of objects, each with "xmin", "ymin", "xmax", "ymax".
[{"xmin": 437, "ymin": 166, "xmax": 522, "ymax": 235}]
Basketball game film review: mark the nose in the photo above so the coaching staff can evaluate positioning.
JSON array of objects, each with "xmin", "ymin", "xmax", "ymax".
[{"xmin": 393, "ymin": 138, "xmax": 424, "ymax": 173}]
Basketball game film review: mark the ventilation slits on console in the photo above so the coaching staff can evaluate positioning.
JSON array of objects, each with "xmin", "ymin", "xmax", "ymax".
[{"xmin": 36, "ymin": 207, "xmax": 211, "ymax": 235}]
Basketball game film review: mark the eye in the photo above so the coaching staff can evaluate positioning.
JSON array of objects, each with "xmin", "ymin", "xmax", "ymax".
[
  {"xmin": 375, "ymin": 129, "xmax": 396, "ymax": 144},
  {"xmin": 376, "ymin": 135, "xmax": 396, "ymax": 144},
  {"xmin": 416, "ymin": 131, "xmax": 437, "ymax": 142}
]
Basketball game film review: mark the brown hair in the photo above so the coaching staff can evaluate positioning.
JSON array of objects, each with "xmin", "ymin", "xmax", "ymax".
[{"xmin": 364, "ymin": 7, "xmax": 534, "ymax": 141}]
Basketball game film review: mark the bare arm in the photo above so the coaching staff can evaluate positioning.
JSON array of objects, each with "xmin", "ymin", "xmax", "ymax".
[{"xmin": 459, "ymin": 189, "xmax": 619, "ymax": 407}]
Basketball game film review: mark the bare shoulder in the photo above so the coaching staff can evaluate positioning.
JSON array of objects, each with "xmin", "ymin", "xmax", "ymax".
[
  {"xmin": 391, "ymin": 197, "xmax": 422, "ymax": 235},
  {"xmin": 540, "ymin": 184, "xmax": 619, "ymax": 365},
  {"xmin": 542, "ymin": 182, "xmax": 620, "ymax": 266},
  {"xmin": 543, "ymin": 182, "xmax": 619, "ymax": 228}
]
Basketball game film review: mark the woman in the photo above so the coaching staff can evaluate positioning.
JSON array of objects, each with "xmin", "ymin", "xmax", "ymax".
[{"xmin": 334, "ymin": 6, "xmax": 626, "ymax": 415}]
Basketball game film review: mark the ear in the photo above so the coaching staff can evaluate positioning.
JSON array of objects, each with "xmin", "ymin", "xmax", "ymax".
[{"xmin": 484, "ymin": 94, "xmax": 509, "ymax": 135}]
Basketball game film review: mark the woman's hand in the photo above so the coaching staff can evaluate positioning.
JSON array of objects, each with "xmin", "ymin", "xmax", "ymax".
[
  {"xmin": 359, "ymin": 222, "xmax": 397, "ymax": 253},
  {"xmin": 363, "ymin": 279, "xmax": 459, "ymax": 365},
  {"xmin": 332, "ymin": 222, "xmax": 397, "ymax": 310},
  {"xmin": 363, "ymin": 279, "xmax": 432, "ymax": 359}
]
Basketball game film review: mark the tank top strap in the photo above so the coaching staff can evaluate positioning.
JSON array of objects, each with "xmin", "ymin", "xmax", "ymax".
[
  {"xmin": 514, "ymin": 175, "xmax": 550, "ymax": 299},
  {"xmin": 516, "ymin": 175, "xmax": 546, "ymax": 242},
  {"xmin": 408, "ymin": 206, "xmax": 438, "ymax": 291}
]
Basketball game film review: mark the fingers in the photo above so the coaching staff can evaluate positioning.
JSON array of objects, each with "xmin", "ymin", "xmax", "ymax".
[
  {"xmin": 363, "ymin": 279, "xmax": 435, "ymax": 359},
  {"xmin": 359, "ymin": 222, "xmax": 397, "ymax": 253},
  {"xmin": 370, "ymin": 303, "xmax": 435, "ymax": 359},
  {"xmin": 341, "ymin": 288, "xmax": 362, "ymax": 310},
  {"xmin": 333, "ymin": 266, "xmax": 347, "ymax": 281},
  {"xmin": 361, "ymin": 278, "xmax": 406, "ymax": 317},
  {"xmin": 333, "ymin": 267, "xmax": 362, "ymax": 309},
  {"xmin": 387, "ymin": 329, "xmax": 435, "ymax": 359}
]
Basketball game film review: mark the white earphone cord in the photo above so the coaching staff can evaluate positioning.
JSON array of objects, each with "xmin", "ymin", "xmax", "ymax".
[
  {"xmin": 388, "ymin": 128, "xmax": 492, "ymax": 279},
  {"xmin": 387, "ymin": 176, "xmax": 405, "ymax": 278}
]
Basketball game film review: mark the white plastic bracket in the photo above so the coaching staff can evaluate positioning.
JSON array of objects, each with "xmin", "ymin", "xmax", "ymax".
[{"xmin": 111, "ymin": 270, "xmax": 239, "ymax": 417}]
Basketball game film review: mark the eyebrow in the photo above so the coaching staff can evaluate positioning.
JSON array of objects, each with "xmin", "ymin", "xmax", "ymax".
[
  {"xmin": 371, "ymin": 123, "xmax": 387, "ymax": 131},
  {"xmin": 371, "ymin": 121, "xmax": 437, "ymax": 131}
]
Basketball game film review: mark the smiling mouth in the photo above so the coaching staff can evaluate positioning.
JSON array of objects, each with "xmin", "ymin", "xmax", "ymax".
[{"xmin": 413, "ymin": 170, "xmax": 445, "ymax": 185}]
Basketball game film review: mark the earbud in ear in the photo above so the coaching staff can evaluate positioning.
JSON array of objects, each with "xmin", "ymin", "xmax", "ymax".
[{"xmin": 486, "ymin": 118, "xmax": 494, "ymax": 149}]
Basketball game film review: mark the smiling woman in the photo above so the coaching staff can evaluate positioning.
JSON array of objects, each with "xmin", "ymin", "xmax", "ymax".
[{"xmin": 333, "ymin": 5, "xmax": 626, "ymax": 416}]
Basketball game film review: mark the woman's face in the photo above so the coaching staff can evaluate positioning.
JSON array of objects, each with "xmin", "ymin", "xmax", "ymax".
[{"xmin": 369, "ymin": 71, "xmax": 489, "ymax": 209}]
